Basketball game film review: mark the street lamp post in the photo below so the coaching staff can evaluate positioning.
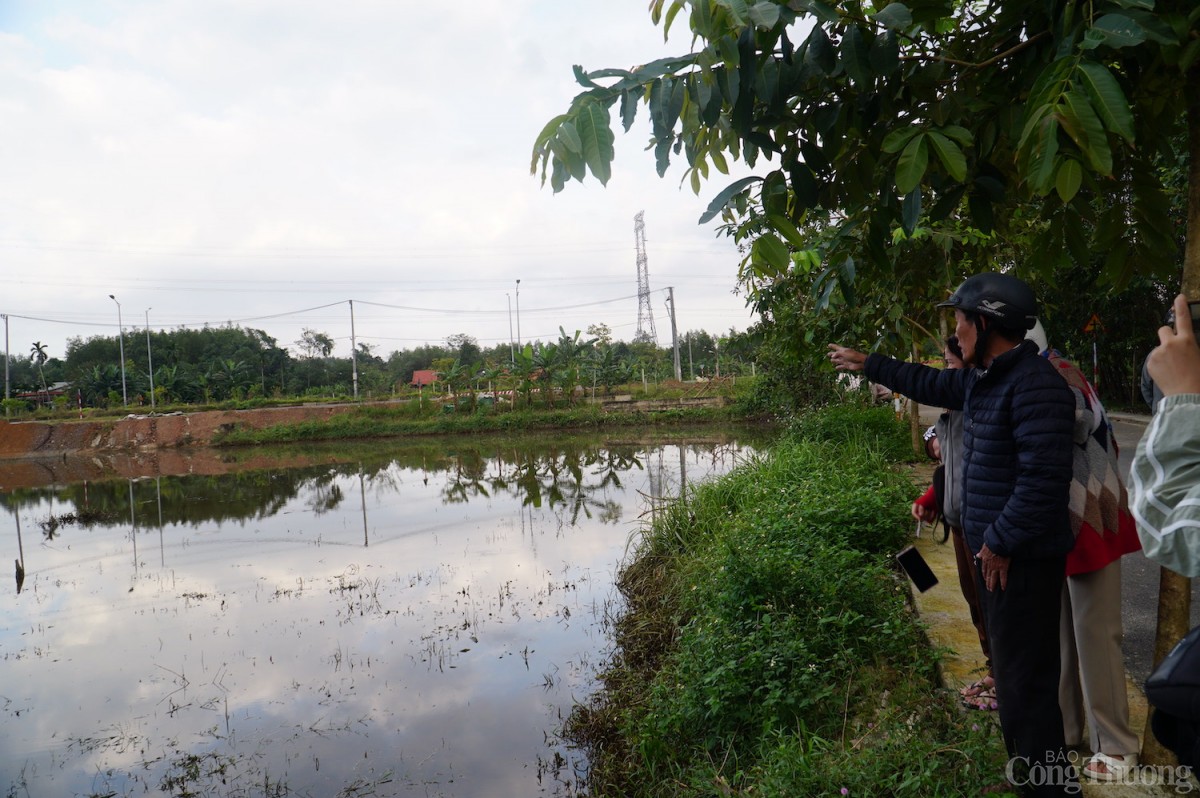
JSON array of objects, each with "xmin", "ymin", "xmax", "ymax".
[
  {"xmin": 515, "ymin": 279, "xmax": 521, "ymax": 349},
  {"xmin": 506, "ymin": 293, "xmax": 515, "ymax": 363},
  {"xmin": 145, "ymin": 308, "xmax": 155, "ymax": 410},
  {"xmin": 2, "ymin": 313, "xmax": 9, "ymax": 401},
  {"xmin": 108, "ymin": 294, "xmax": 128, "ymax": 407}
]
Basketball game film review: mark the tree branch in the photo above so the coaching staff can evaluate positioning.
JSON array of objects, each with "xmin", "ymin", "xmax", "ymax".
[{"xmin": 901, "ymin": 30, "xmax": 1051, "ymax": 70}]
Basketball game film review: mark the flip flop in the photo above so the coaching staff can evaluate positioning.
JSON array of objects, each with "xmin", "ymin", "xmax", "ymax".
[
  {"xmin": 962, "ymin": 685, "xmax": 998, "ymax": 711},
  {"xmin": 959, "ymin": 676, "xmax": 995, "ymax": 699},
  {"xmin": 1082, "ymin": 753, "xmax": 1138, "ymax": 781}
]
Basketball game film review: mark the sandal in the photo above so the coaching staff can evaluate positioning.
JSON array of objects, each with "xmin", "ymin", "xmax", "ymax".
[
  {"xmin": 959, "ymin": 676, "xmax": 995, "ymax": 699},
  {"xmin": 961, "ymin": 685, "xmax": 998, "ymax": 711},
  {"xmin": 1082, "ymin": 752, "xmax": 1138, "ymax": 781}
]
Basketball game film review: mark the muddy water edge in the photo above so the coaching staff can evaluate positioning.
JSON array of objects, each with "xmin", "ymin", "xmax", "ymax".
[{"xmin": 0, "ymin": 426, "xmax": 773, "ymax": 796}]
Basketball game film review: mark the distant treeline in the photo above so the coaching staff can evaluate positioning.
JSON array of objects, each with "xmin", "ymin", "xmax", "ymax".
[{"xmin": 3, "ymin": 323, "xmax": 756, "ymax": 409}]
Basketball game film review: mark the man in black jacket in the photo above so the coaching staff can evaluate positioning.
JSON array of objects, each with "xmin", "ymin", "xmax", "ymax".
[{"xmin": 829, "ymin": 273, "xmax": 1077, "ymax": 796}]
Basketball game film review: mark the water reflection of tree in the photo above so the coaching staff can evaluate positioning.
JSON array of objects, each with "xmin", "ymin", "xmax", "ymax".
[{"xmin": 0, "ymin": 435, "xmax": 761, "ymax": 535}]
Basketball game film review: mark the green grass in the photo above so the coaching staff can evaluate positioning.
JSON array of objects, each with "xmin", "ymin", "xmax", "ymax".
[
  {"xmin": 211, "ymin": 403, "xmax": 738, "ymax": 445},
  {"xmin": 567, "ymin": 405, "xmax": 1012, "ymax": 797}
]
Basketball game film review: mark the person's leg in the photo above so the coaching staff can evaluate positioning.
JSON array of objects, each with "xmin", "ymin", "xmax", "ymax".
[
  {"xmin": 952, "ymin": 527, "xmax": 992, "ymax": 671},
  {"xmin": 980, "ymin": 556, "xmax": 1077, "ymax": 797},
  {"xmin": 1070, "ymin": 561, "xmax": 1140, "ymax": 773},
  {"xmin": 1058, "ymin": 580, "xmax": 1085, "ymax": 748}
]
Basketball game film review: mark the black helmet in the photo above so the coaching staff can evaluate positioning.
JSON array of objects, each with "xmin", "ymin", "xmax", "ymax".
[{"xmin": 937, "ymin": 273, "xmax": 1038, "ymax": 331}]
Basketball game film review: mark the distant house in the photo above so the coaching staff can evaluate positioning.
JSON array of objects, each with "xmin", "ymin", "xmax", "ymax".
[
  {"xmin": 15, "ymin": 381, "xmax": 71, "ymax": 407},
  {"xmin": 410, "ymin": 369, "xmax": 438, "ymax": 388}
]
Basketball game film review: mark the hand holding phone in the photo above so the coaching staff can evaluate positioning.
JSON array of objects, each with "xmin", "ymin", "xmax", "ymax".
[{"xmin": 1150, "ymin": 294, "xmax": 1200, "ymax": 397}]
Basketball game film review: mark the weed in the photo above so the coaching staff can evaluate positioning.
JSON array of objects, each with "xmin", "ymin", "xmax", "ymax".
[{"xmin": 566, "ymin": 405, "xmax": 1010, "ymax": 796}]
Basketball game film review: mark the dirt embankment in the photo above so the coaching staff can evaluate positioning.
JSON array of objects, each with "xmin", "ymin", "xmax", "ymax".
[
  {"xmin": 0, "ymin": 404, "xmax": 365, "ymax": 461},
  {"xmin": 0, "ymin": 404, "xmax": 376, "ymax": 489}
]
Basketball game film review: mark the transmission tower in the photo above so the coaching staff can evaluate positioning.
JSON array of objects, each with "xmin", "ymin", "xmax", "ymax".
[{"xmin": 633, "ymin": 211, "xmax": 658, "ymax": 344}]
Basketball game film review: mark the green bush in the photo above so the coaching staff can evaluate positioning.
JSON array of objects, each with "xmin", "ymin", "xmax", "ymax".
[{"xmin": 571, "ymin": 406, "xmax": 1008, "ymax": 797}]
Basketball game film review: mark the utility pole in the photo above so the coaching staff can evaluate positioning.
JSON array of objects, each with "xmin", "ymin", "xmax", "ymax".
[
  {"xmin": 349, "ymin": 300, "xmax": 359, "ymax": 399},
  {"xmin": 108, "ymin": 294, "xmax": 128, "ymax": 407},
  {"xmin": 515, "ymin": 279, "xmax": 522, "ymax": 348},
  {"xmin": 665, "ymin": 287, "xmax": 681, "ymax": 381},
  {"xmin": 507, "ymin": 293, "xmax": 515, "ymax": 363},
  {"xmin": 2, "ymin": 313, "xmax": 8, "ymax": 401},
  {"xmin": 145, "ymin": 308, "xmax": 155, "ymax": 409}
]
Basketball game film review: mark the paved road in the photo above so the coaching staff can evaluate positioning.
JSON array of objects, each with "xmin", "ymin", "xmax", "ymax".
[{"xmin": 1111, "ymin": 415, "xmax": 1200, "ymax": 687}]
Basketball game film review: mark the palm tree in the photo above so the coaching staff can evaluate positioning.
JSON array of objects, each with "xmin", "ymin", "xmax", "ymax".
[{"xmin": 29, "ymin": 341, "xmax": 48, "ymax": 394}]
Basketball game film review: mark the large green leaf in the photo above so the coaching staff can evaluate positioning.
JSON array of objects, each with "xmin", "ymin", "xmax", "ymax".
[
  {"xmin": 938, "ymin": 125, "xmax": 973, "ymax": 147},
  {"xmin": 530, "ymin": 113, "xmax": 571, "ymax": 174},
  {"xmin": 793, "ymin": 0, "xmax": 840, "ymax": 25},
  {"xmin": 1075, "ymin": 61, "xmax": 1134, "ymax": 143},
  {"xmin": 574, "ymin": 98, "xmax": 615, "ymax": 186},
  {"xmin": 767, "ymin": 213, "xmax": 809, "ymax": 249},
  {"xmin": 620, "ymin": 89, "xmax": 639, "ymax": 132},
  {"xmin": 661, "ymin": 0, "xmax": 687, "ymax": 38},
  {"xmin": 926, "ymin": 131, "xmax": 967, "ymax": 182},
  {"xmin": 1024, "ymin": 115, "xmax": 1060, "ymax": 195},
  {"xmin": 715, "ymin": 0, "xmax": 751, "ymax": 26},
  {"xmin": 752, "ymin": 233, "xmax": 792, "ymax": 277},
  {"xmin": 901, "ymin": 188, "xmax": 921, "ymax": 236},
  {"xmin": 1055, "ymin": 159, "xmax": 1083, "ymax": 203},
  {"xmin": 1060, "ymin": 89, "xmax": 1112, "ymax": 174},
  {"xmin": 895, "ymin": 133, "xmax": 928, "ymax": 194},
  {"xmin": 1091, "ymin": 13, "xmax": 1146, "ymax": 48},
  {"xmin": 699, "ymin": 176, "xmax": 764, "ymax": 223},
  {"xmin": 841, "ymin": 26, "xmax": 872, "ymax": 84},
  {"xmin": 748, "ymin": 1, "xmax": 781, "ymax": 28},
  {"xmin": 869, "ymin": 29, "xmax": 899, "ymax": 74},
  {"xmin": 881, "ymin": 125, "xmax": 922, "ymax": 154},
  {"xmin": 805, "ymin": 25, "xmax": 837, "ymax": 75},
  {"xmin": 872, "ymin": 2, "xmax": 913, "ymax": 30},
  {"xmin": 558, "ymin": 121, "xmax": 582, "ymax": 154}
]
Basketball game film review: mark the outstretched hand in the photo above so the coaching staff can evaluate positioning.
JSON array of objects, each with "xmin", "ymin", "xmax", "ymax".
[
  {"xmin": 1148, "ymin": 294, "xmax": 1200, "ymax": 397},
  {"xmin": 828, "ymin": 344, "xmax": 867, "ymax": 372}
]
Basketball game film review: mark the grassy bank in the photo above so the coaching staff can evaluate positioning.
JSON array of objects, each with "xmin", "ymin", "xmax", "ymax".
[
  {"xmin": 569, "ymin": 405, "xmax": 1009, "ymax": 796},
  {"xmin": 211, "ymin": 402, "xmax": 739, "ymax": 446}
]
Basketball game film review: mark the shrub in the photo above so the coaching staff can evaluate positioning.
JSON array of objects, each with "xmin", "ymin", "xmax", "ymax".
[{"xmin": 571, "ymin": 406, "xmax": 1006, "ymax": 797}]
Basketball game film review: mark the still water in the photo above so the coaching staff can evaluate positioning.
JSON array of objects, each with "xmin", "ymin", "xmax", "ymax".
[{"xmin": 0, "ymin": 430, "xmax": 766, "ymax": 796}]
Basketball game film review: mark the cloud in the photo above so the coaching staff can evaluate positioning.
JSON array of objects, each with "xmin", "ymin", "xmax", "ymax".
[{"xmin": 0, "ymin": 1, "xmax": 756, "ymax": 357}]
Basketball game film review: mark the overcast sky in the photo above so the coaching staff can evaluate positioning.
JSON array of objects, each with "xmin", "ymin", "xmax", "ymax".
[{"xmin": 0, "ymin": 1, "xmax": 759, "ymax": 364}]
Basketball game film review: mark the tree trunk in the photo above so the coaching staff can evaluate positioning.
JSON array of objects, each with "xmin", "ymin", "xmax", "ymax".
[
  {"xmin": 910, "ymin": 341, "xmax": 922, "ymax": 456},
  {"xmin": 1142, "ymin": 62, "xmax": 1200, "ymax": 767}
]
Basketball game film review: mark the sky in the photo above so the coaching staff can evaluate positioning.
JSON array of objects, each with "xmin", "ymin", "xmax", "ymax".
[{"xmin": 0, "ymin": 0, "xmax": 760, "ymax": 364}]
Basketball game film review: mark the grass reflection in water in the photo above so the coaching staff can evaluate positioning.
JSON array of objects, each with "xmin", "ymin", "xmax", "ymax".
[{"xmin": 0, "ymin": 429, "xmax": 767, "ymax": 796}]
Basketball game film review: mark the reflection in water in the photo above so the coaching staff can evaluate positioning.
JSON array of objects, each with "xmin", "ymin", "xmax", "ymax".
[{"xmin": 0, "ymin": 431, "xmax": 765, "ymax": 795}]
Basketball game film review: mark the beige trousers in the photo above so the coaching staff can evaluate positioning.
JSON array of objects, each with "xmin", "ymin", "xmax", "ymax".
[{"xmin": 1059, "ymin": 558, "xmax": 1140, "ymax": 756}]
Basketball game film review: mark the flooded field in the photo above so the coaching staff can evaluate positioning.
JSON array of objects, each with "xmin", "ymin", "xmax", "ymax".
[{"xmin": 0, "ymin": 430, "xmax": 768, "ymax": 796}]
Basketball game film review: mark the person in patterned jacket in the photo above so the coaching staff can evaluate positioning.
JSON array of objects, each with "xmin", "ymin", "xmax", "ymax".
[{"xmin": 1027, "ymin": 321, "xmax": 1141, "ymax": 781}]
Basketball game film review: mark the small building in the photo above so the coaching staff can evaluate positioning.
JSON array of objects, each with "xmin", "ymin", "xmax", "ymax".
[{"xmin": 410, "ymin": 369, "xmax": 438, "ymax": 388}]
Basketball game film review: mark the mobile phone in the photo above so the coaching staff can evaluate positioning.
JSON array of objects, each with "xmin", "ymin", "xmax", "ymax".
[
  {"xmin": 1165, "ymin": 301, "xmax": 1200, "ymax": 343},
  {"xmin": 895, "ymin": 545, "xmax": 938, "ymax": 593}
]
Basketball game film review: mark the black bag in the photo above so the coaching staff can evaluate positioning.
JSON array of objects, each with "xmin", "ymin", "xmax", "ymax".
[{"xmin": 1145, "ymin": 623, "xmax": 1200, "ymax": 768}]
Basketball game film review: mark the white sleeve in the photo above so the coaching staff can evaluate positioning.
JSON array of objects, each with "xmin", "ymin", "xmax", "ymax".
[{"xmin": 1131, "ymin": 394, "xmax": 1200, "ymax": 577}]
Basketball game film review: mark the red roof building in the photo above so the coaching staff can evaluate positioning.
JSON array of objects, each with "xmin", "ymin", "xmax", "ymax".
[{"xmin": 410, "ymin": 369, "xmax": 438, "ymax": 388}]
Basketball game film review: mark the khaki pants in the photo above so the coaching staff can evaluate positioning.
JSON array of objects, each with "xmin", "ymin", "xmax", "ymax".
[{"xmin": 1059, "ymin": 559, "xmax": 1140, "ymax": 756}]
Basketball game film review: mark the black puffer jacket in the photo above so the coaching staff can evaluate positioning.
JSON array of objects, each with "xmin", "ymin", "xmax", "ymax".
[{"xmin": 865, "ymin": 340, "xmax": 1075, "ymax": 560}]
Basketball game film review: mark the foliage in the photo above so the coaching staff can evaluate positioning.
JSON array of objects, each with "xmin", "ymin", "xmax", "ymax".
[
  {"xmin": 50, "ymin": 320, "xmax": 751, "ymax": 412},
  {"xmin": 567, "ymin": 406, "xmax": 1010, "ymax": 795},
  {"xmin": 536, "ymin": 0, "xmax": 1193, "ymax": 286}
]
